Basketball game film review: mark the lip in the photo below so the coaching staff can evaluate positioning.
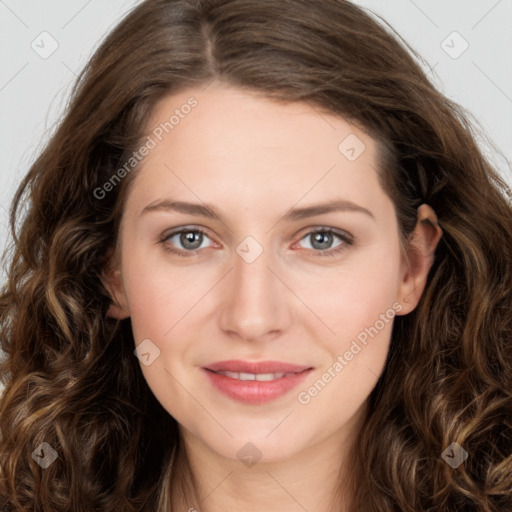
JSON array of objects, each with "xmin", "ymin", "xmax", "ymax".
[{"xmin": 202, "ymin": 359, "xmax": 313, "ymax": 405}]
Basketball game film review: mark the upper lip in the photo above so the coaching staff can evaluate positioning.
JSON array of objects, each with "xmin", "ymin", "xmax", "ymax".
[{"xmin": 204, "ymin": 360, "xmax": 312, "ymax": 374}]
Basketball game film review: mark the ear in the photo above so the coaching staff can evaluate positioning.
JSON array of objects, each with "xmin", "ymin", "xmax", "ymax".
[
  {"xmin": 396, "ymin": 204, "xmax": 443, "ymax": 315},
  {"xmin": 101, "ymin": 246, "xmax": 130, "ymax": 319}
]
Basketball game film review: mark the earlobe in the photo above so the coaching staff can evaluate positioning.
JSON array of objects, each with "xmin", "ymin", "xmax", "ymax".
[
  {"xmin": 106, "ymin": 302, "xmax": 130, "ymax": 320},
  {"xmin": 396, "ymin": 204, "xmax": 443, "ymax": 314},
  {"xmin": 105, "ymin": 278, "xmax": 131, "ymax": 319},
  {"xmin": 101, "ymin": 247, "xmax": 131, "ymax": 320}
]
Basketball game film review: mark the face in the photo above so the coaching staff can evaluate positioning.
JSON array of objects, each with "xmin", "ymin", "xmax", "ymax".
[{"xmin": 103, "ymin": 82, "xmax": 441, "ymax": 463}]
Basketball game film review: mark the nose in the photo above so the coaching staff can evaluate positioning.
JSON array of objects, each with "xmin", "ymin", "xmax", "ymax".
[{"xmin": 218, "ymin": 242, "xmax": 291, "ymax": 343}]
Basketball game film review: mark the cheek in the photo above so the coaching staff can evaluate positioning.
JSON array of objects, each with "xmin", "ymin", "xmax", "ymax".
[
  {"xmin": 295, "ymin": 242, "xmax": 402, "ymax": 410},
  {"xmin": 295, "ymin": 268, "xmax": 399, "ymax": 426},
  {"xmin": 302, "ymin": 244, "xmax": 402, "ymax": 337},
  {"xmin": 121, "ymin": 255, "xmax": 211, "ymax": 403},
  {"xmin": 122, "ymin": 253, "xmax": 205, "ymax": 340}
]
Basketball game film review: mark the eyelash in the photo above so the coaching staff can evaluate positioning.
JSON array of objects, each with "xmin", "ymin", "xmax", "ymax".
[{"xmin": 158, "ymin": 226, "xmax": 353, "ymax": 258}]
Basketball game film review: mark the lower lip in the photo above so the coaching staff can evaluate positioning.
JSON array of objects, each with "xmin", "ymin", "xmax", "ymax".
[{"xmin": 202, "ymin": 368, "xmax": 313, "ymax": 404}]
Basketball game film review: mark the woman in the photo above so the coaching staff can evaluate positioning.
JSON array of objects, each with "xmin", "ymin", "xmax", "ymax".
[{"xmin": 1, "ymin": 1, "xmax": 511, "ymax": 510}]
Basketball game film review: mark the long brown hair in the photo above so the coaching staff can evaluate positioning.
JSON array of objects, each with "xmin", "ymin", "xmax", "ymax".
[{"xmin": 1, "ymin": 1, "xmax": 511, "ymax": 510}]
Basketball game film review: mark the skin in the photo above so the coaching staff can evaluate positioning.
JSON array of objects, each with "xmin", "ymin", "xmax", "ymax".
[{"xmin": 102, "ymin": 82, "xmax": 443, "ymax": 511}]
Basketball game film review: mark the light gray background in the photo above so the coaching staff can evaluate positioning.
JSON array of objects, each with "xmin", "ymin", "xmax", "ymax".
[{"xmin": 0, "ymin": 1, "xmax": 511, "ymax": 389}]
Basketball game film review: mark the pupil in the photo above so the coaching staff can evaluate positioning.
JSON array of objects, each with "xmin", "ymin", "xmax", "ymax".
[
  {"xmin": 313, "ymin": 232, "xmax": 332, "ymax": 250},
  {"xmin": 182, "ymin": 231, "xmax": 202, "ymax": 249}
]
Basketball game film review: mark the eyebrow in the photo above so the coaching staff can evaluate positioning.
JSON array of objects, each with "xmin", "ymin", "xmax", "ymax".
[{"xmin": 139, "ymin": 198, "xmax": 375, "ymax": 221}]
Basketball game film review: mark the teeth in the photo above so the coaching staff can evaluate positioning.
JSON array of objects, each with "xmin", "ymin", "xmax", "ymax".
[
  {"xmin": 216, "ymin": 371, "xmax": 289, "ymax": 381},
  {"xmin": 222, "ymin": 371, "xmax": 240, "ymax": 379},
  {"xmin": 239, "ymin": 372, "xmax": 256, "ymax": 381},
  {"xmin": 254, "ymin": 373, "xmax": 283, "ymax": 381}
]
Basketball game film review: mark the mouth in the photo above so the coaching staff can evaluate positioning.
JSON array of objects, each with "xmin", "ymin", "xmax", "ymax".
[
  {"xmin": 202, "ymin": 360, "xmax": 313, "ymax": 404},
  {"xmin": 206, "ymin": 370, "xmax": 303, "ymax": 381}
]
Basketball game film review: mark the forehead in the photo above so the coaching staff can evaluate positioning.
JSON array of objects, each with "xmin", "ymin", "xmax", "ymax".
[
  {"xmin": 125, "ymin": 83, "xmax": 386, "ymax": 221},
  {"xmin": 144, "ymin": 83, "xmax": 372, "ymax": 161}
]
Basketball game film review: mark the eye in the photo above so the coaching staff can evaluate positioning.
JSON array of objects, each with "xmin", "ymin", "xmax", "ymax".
[
  {"xmin": 159, "ymin": 227, "xmax": 215, "ymax": 256},
  {"xmin": 159, "ymin": 226, "xmax": 353, "ymax": 258},
  {"xmin": 295, "ymin": 227, "xmax": 353, "ymax": 257}
]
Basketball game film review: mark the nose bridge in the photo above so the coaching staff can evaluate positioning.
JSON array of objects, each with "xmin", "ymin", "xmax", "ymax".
[
  {"xmin": 219, "ymin": 235, "xmax": 288, "ymax": 341},
  {"xmin": 234, "ymin": 239, "xmax": 274, "ymax": 300}
]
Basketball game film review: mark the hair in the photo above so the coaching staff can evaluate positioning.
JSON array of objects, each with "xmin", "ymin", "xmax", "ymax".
[{"xmin": 1, "ymin": 0, "xmax": 511, "ymax": 510}]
